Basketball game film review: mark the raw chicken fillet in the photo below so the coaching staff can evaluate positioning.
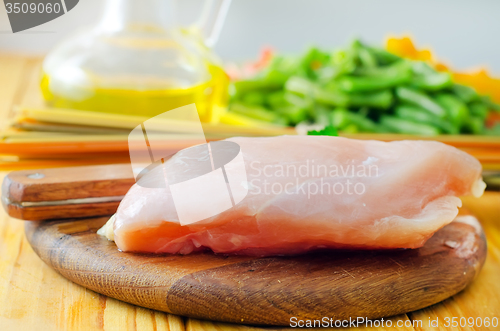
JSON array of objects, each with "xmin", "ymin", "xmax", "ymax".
[{"xmin": 99, "ymin": 136, "xmax": 485, "ymax": 255}]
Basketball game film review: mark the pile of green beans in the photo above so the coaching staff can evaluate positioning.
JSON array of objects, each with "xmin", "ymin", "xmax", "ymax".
[{"xmin": 229, "ymin": 40, "xmax": 500, "ymax": 135}]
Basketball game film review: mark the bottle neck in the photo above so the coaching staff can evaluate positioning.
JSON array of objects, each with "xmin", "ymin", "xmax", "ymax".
[{"xmin": 98, "ymin": 0, "xmax": 175, "ymax": 33}]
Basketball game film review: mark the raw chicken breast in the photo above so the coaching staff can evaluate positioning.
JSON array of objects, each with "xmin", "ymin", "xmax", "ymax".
[{"xmin": 99, "ymin": 136, "xmax": 485, "ymax": 256}]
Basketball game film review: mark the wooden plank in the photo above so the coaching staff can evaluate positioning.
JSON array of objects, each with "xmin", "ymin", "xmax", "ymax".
[
  {"xmin": 186, "ymin": 314, "xmax": 417, "ymax": 330},
  {"xmin": 0, "ymin": 155, "xmax": 131, "ymax": 172},
  {"xmin": 0, "ymin": 56, "xmax": 186, "ymax": 330},
  {"xmin": 0, "ymin": 173, "xmax": 186, "ymax": 331},
  {"xmin": 408, "ymin": 193, "xmax": 500, "ymax": 331},
  {"xmin": 16, "ymin": 57, "xmax": 45, "ymax": 111},
  {"xmin": 1, "ymin": 185, "xmax": 500, "ymax": 330},
  {"xmin": 0, "ymin": 54, "xmax": 29, "ymax": 122}
]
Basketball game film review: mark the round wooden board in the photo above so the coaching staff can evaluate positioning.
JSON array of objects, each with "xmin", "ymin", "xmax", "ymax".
[{"xmin": 24, "ymin": 215, "xmax": 486, "ymax": 326}]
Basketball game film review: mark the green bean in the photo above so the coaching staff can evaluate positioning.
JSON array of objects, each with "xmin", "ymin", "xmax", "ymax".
[
  {"xmin": 434, "ymin": 93, "xmax": 469, "ymax": 128},
  {"xmin": 266, "ymin": 91, "xmax": 286, "ymax": 109},
  {"xmin": 241, "ymin": 91, "xmax": 266, "ymax": 106},
  {"xmin": 330, "ymin": 108, "xmax": 350, "ymax": 129},
  {"xmin": 337, "ymin": 61, "xmax": 412, "ymax": 92},
  {"xmin": 314, "ymin": 88, "xmax": 351, "ymax": 107},
  {"xmin": 233, "ymin": 56, "xmax": 299, "ymax": 95},
  {"xmin": 266, "ymin": 91, "xmax": 312, "ymax": 125},
  {"xmin": 463, "ymin": 116, "xmax": 485, "ymax": 135},
  {"xmin": 310, "ymin": 105, "xmax": 332, "ymax": 126},
  {"xmin": 410, "ymin": 67, "xmax": 452, "ymax": 91},
  {"xmin": 358, "ymin": 48, "xmax": 378, "ymax": 68},
  {"xmin": 286, "ymin": 76, "xmax": 349, "ymax": 106},
  {"xmin": 380, "ymin": 116, "xmax": 441, "ymax": 135},
  {"xmin": 229, "ymin": 102, "xmax": 287, "ymax": 125},
  {"xmin": 266, "ymin": 55, "xmax": 301, "ymax": 77},
  {"xmin": 469, "ymin": 101, "xmax": 489, "ymax": 120},
  {"xmin": 276, "ymin": 105, "xmax": 309, "ymax": 125},
  {"xmin": 395, "ymin": 86, "xmax": 447, "ymax": 118},
  {"xmin": 284, "ymin": 76, "xmax": 314, "ymax": 96},
  {"xmin": 395, "ymin": 104, "xmax": 458, "ymax": 134},
  {"xmin": 346, "ymin": 90, "xmax": 393, "ymax": 109},
  {"xmin": 298, "ymin": 47, "xmax": 330, "ymax": 79},
  {"xmin": 287, "ymin": 76, "xmax": 392, "ymax": 109},
  {"xmin": 480, "ymin": 95, "xmax": 500, "ymax": 112},
  {"xmin": 452, "ymin": 84, "xmax": 478, "ymax": 103},
  {"xmin": 411, "ymin": 61, "xmax": 436, "ymax": 75},
  {"xmin": 284, "ymin": 92, "xmax": 313, "ymax": 108},
  {"xmin": 233, "ymin": 76, "xmax": 284, "ymax": 95},
  {"xmin": 263, "ymin": 90, "xmax": 314, "ymax": 125},
  {"xmin": 330, "ymin": 49, "xmax": 357, "ymax": 77},
  {"xmin": 331, "ymin": 108, "xmax": 379, "ymax": 133},
  {"xmin": 367, "ymin": 47, "xmax": 401, "ymax": 65},
  {"xmin": 351, "ymin": 40, "xmax": 378, "ymax": 68}
]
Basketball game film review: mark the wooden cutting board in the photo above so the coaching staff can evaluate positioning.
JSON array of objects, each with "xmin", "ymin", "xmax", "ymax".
[
  {"xmin": 24, "ymin": 214, "xmax": 486, "ymax": 326},
  {"xmin": 1, "ymin": 164, "xmax": 488, "ymax": 326}
]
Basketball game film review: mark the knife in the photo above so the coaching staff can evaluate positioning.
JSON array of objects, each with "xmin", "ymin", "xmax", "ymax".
[{"xmin": 1, "ymin": 164, "xmax": 135, "ymax": 221}]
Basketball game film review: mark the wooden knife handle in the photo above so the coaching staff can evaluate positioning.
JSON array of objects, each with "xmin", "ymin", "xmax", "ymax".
[{"xmin": 2, "ymin": 164, "xmax": 135, "ymax": 221}]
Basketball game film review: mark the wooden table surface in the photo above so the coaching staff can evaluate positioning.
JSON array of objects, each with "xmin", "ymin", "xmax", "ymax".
[{"xmin": 1, "ymin": 54, "xmax": 500, "ymax": 330}]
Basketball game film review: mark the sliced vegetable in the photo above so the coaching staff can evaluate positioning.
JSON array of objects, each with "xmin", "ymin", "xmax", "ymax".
[
  {"xmin": 286, "ymin": 76, "xmax": 349, "ymax": 106},
  {"xmin": 452, "ymin": 84, "xmax": 478, "ymax": 103},
  {"xmin": 310, "ymin": 105, "xmax": 332, "ymax": 126},
  {"xmin": 380, "ymin": 116, "xmax": 441, "ymax": 135},
  {"xmin": 229, "ymin": 102, "xmax": 287, "ymax": 125},
  {"xmin": 434, "ymin": 93, "xmax": 469, "ymax": 128},
  {"xmin": 331, "ymin": 108, "xmax": 380, "ymax": 133},
  {"xmin": 410, "ymin": 62, "xmax": 452, "ymax": 91},
  {"xmin": 241, "ymin": 91, "xmax": 266, "ymax": 106},
  {"xmin": 469, "ymin": 101, "xmax": 489, "ymax": 120},
  {"xmin": 228, "ymin": 39, "xmax": 500, "ymax": 135},
  {"xmin": 345, "ymin": 90, "xmax": 393, "ymax": 109},
  {"xmin": 337, "ymin": 61, "xmax": 412, "ymax": 92},
  {"xmin": 395, "ymin": 104, "xmax": 458, "ymax": 134},
  {"xmin": 395, "ymin": 86, "xmax": 447, "ymax": 118},
  {"xmin": 463, "ymin": 116, "xmax": 485, "ymax": 135}
]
